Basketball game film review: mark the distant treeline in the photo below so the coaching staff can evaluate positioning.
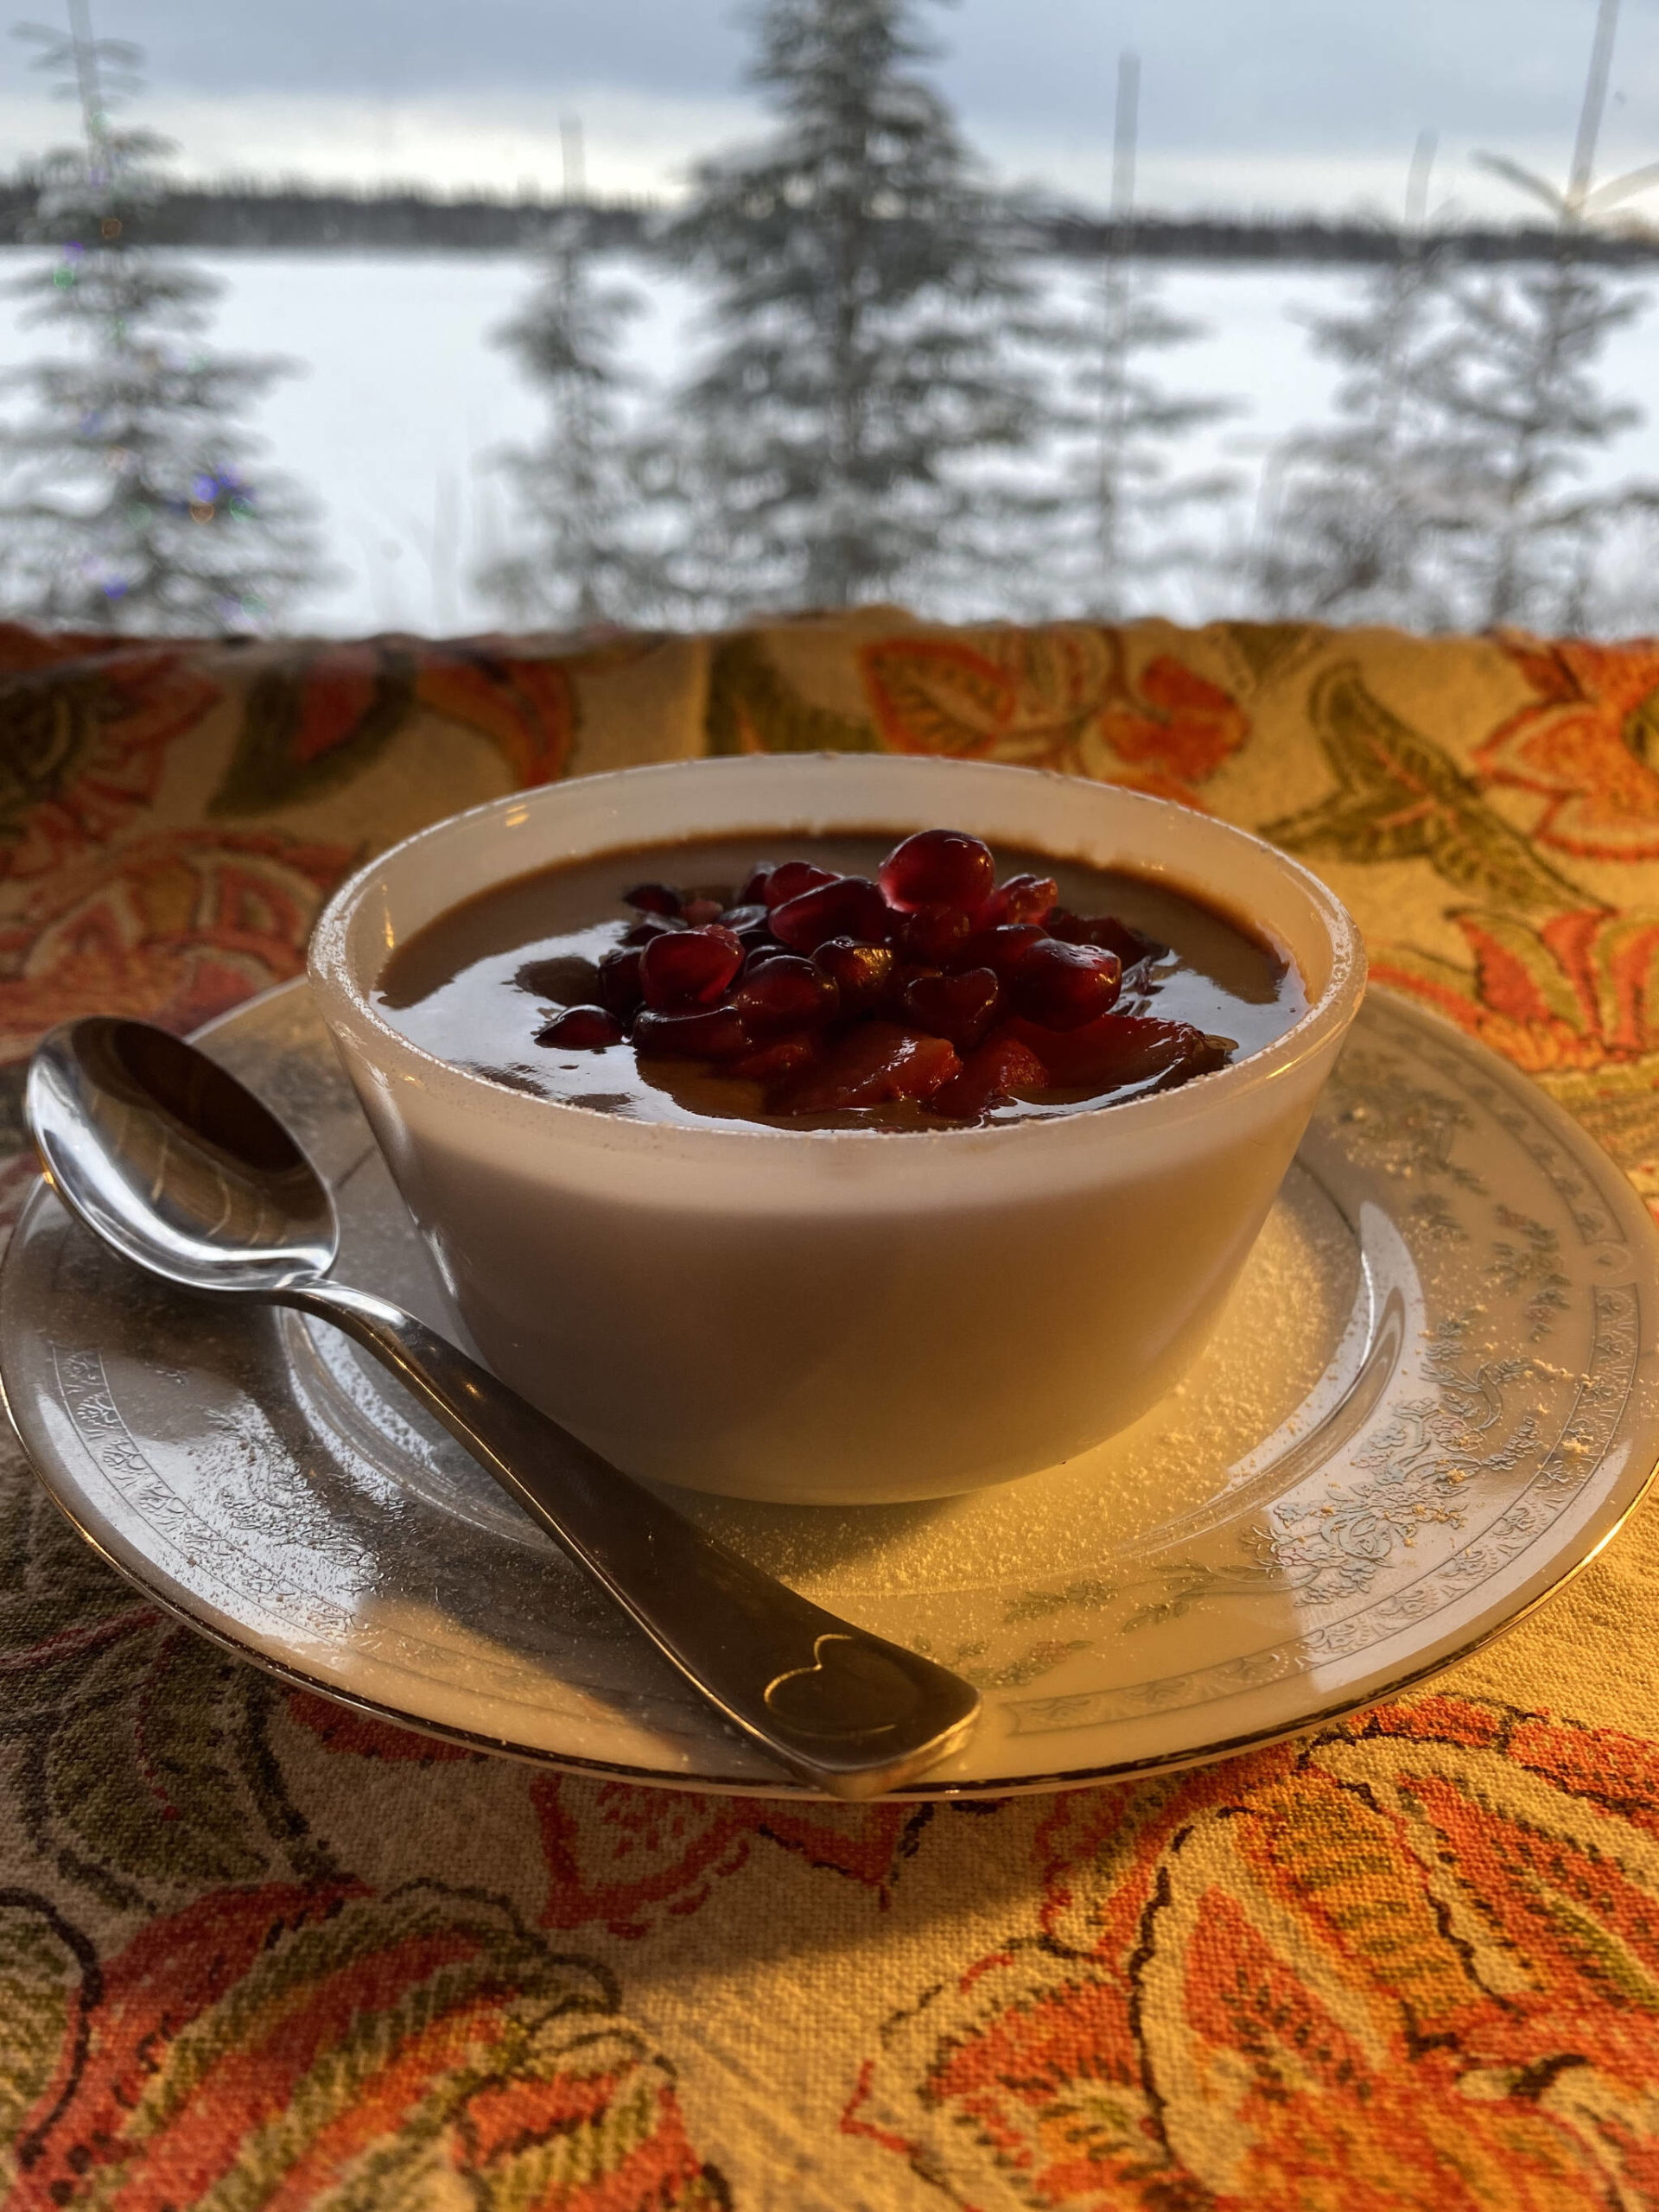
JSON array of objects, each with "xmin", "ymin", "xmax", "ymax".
[{"xmin": 1, "ymin": 174, "xmax": 1657, "ymax": 264}]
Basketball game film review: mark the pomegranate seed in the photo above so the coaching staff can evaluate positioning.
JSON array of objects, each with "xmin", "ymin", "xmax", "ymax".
[
  {"xmin": 680, "ymin": 895, "xmax": 725, "ymax": 926},
  {"xmin": 764, "ymin": 861, "xmax": 837, "ymax": 909},
  {"xmin": 622, "ymin": 915, "xmax": 683, "ymax": 947},
  {"xmin": 885, "ymin": 959, "xmax": 939, "ymax": 1013},
  {"xmin": 894, "ymin": 902, "xmax": 970, "ymax": 966},
  {"xmin": 640, "ymin": 925, "xmax": 745, "ymax": 1010},
  {"xmin": 1007, "ymin": 1011, "xmax": 1225, "ymax": 1091},
  {"xmin": 717, "ymin": 902, "xmax": 772, "ymax": 935},
  {"xmin": 812, "ymin": 937, "xmax": 893, "ymax": 1013},
  {"xmin": 633, "ymin": 1006, "xmax": 753, "ymax": 1060},
  {"xmin": 901, "ymin": 966, "xmax": 1001, "ymax": 1049},
  {"xmin": 742, "ymin": 942, "xmax": 792, "ymax": 973},
  {"xmin": 1009, "ymin": 939, "xmax": 1122, "ymax": 1030},
  {"xmin": 774, "ymin": 1022, "xmax": 962, "ymax": 1112},
  {"xmin": 597, "ymin": 945, "xmax": 645, "ymax": 1015},
  {"xmin": 960, "ymin": 923, "xmax": 1047, "ymax": 980},
  {"xmin": 732, "ymin": 1036, "xmax": 820, "ymax": 1082},
  {"xmin": 622, "ymin": 881, "xmax": 682, "ymax": 917},
  {"xmin": 879, "ymin": 830, "xmax": 996, "ymax": 913},
  {"xmin": 739, "ymin": 862, "xmax": 778, "ymax": 906},
  {"xmin": 730, "ymin": 955, "xmax": 837, "ymax": 1031},
  {"xmin": 537, "ymin": 1005, "xmax": 624, "ymax": 1050},
  {"xmin": 978, "ymin": 873, "xmax": 1058, "ymax": 929},
  {"xmin": 927, "ymin": 1032, "xmax": 1049, "ymax": 1120},
  {"xmin": 770, "ymin": 874, "xmax": 890, "ymax": 952},
  {"xmin": 1048, "ymin": 909, "xmax": 1163, "ymax": 965}
]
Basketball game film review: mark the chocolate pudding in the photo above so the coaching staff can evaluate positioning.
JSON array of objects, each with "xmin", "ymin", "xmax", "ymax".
[{"xmin": 377, "ymin": 830, "xmax": 1307, "ymax": 1134}]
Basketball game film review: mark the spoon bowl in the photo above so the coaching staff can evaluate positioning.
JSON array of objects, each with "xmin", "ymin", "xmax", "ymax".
[
  {"xmin": 22, "ymin": 1015, "xmax": 981, "ymax": 1798},
  {"xmin": 29, "ymin": 1017, "xmax": 337, "ymax": 1294}
]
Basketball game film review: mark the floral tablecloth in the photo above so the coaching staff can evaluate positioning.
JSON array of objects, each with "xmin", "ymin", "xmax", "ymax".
[{"xmin": 5, "ymin": 608, "xmax": 1659, "ymax": 2211}]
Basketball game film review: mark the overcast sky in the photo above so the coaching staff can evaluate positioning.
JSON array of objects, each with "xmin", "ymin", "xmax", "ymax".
[{"xmin": 4, "ymin": 0, "xmax": 1659, "ymax": 219}]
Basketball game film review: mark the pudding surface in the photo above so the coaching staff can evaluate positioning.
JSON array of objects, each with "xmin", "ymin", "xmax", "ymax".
[{"xmin": 377, "ymin": 830, "xmax": 1307, "ymax": 1133}]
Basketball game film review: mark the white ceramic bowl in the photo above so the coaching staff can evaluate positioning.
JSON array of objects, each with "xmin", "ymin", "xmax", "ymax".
[{"xmin": 308, "ymin": 754, "xmax": 1365, "ymax": 1503}]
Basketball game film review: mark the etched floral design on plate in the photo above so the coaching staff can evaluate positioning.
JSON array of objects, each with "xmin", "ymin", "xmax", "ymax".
[{"xmin": 1, "ymin": 981, "xmax": 1656, "ymax": 1796}]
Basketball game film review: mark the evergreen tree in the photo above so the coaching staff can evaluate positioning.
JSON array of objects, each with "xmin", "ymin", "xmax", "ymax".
[
  {"xmin": 479, "ymin": 210, "xmax": 670, "ymax": 627},
  {"xmin": 1427, "ymin": 252, "xmax": 1648, "ymax": 630},
  {"xmin": 1252, "ymin": 136, "xmax": 1462, "ymax": 627},
  {"xmin": 1063, "ymin": 54, "xmax": 1240, "ymax": 620},
  {"xmin": 657, "ymin": 0, "xmax": 1059, "ymax": 616},
  {"xmin": 0, "ymin": 2, "xmax": 322, "ymax": 633},
  {"xmin": 1426, "ymin": 0, "xmax": 1659, "ymax": 631}
]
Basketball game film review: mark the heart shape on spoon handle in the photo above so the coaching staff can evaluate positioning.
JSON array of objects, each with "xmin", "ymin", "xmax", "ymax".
[
  {"xmin": 27, "ymin": 1017, "xmax": 982, "ymax": 1800},
  {"xmin": 284, "ymin": 1281, "xmax": 982, "ymax": 1797}
]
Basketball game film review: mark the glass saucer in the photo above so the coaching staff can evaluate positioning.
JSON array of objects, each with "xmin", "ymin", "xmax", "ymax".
[{"xmin": 3, "ymin": 980, "xmax": 1656, "ymax": 1798}]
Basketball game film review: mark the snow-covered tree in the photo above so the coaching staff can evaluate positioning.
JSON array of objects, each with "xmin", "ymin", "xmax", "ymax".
[
  {"xmin": 1423, "ymin": 0, "xmax": 1659, "ymax": 632},
  {"xmin": 1252, "ymin": 136, "xmax": 1461, "ymax": 627},
  {"xmin": 480, "ymin": 211, "xmax": 671, "ymax": 627},
  {"xmin": 0, "ymin": 3, "xmax": 322, "ymax": 632},
  {"xmin": 656, "ymin": 0, "xmax": 1061, "ymax": 616},
  {"xmin": 1255, "ymin": 0, "xmax": 1659, "ymax": 636},
  {"xmin": 1427, "ymin": 250, "xmax": 1649, "ymax": 631},
  {"xmin": 1061, "ymin": 54, "xmax": 1240, "ymax": 620},
  {"xmin": 1433, "ymin": 0, "xmax": 1659, "ymax": 637}
]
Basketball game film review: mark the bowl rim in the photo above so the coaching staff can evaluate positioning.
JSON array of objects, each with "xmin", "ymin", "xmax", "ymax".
[{"xmin": 307, "ymin": 753, "xmax": 1368, "ymax": 1153}]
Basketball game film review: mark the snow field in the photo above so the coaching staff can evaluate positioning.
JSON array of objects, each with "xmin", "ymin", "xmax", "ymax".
[{"xmin": 0, "ymin": 246, "xmax": 1653, "ymax": 634}]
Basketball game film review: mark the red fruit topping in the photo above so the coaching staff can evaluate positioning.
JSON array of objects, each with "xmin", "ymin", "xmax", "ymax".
[
  {"xmin": 718, "ymin": 902, "xmax": 772, "ymax": 936},
  {"xmin": 622, "ymin": 881, "xmax": 682, "ymax": 917},
  {"xmin": 640, "ymin": 925, "xmax": 745, "ymax": 1010},
  {"xmin": 879, "ymin": 829, "xmax": 996, "ymax": 913},
  {"xmin": 568, "ymin": 834, "xmax": 1231, "ymax": 1121},
  {"xmin": 771, "ymin": 874, "xmax": 890, "ymax": 951},
  {"xmin": 730, "ymin": 955, "xmax": 838, "ymax": 1032},
  {"xmin": 537, "ymin": 1005, "xmax": 625, "ymax": 1050},
  {"xmin": 622, "ymin": 915, "xmax": 683, "ymax": 947},
  {"xmin": 894, "ymin": 902, "xmax": 971, "ymax": 966},
  {"xmin": 886, "ymin": 958, "xmax": 940, "ymax": 1008},
  {"xmin": 597, "ymin": 944, "xmax": 645, "ymax": 1015},
  {"xmin": 901, "ymin": 966, "xmax": 1001, "ymax": 1049},
  {"xmin": 1009, "ymin": 938, "xmax": 1122, "ymax": 1030},
  {"xmin": 732, "ymin": 1036, "xmax": 821, "ymax": 1082},
  {"xmin": 813, "ymin": 936, "xmax": 894, "ymax": 1012},
  {"xmin": 774, "ymin": 1021, "xmax": 962, "ymax": 1113},
  {"xmin": 763, "ymin": 860, "xmax": 838, "ymax": 909},
  {"xmin": 962, "ymin": 922, "xmax": 1047, "ymax": 980},
  {"xmin": 1048, "ymin": 909, "xmax": 1163, "ymax": 965},
  {"xmin": 978, "ymin": 872, "xmax": 1058, "ymax": 928},
  {"xmin": 633, "ymin": 1006, "xmax": 753, "ymax": 1060},
  {"xmin": 1007, "ymin": 1011, "xmax": 1224, "ymax": 1092},
  {"xmin": 742, "ymin": 942, "xmax": 792, "ymax": 972},
  {"xmin": 927, "ymin": 1032, "xmax": 1049, "ymax": 1120}
]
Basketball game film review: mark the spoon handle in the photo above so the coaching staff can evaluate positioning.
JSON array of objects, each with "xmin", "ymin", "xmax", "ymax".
[{"xmin": 280, "ymin": 1279, "xmax": 981, "ymax": 1798}]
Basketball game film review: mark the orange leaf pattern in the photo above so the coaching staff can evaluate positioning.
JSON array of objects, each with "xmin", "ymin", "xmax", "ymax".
[
  {"xmin": 861, "ymin": 626, "xmax": 1249, "ymax": 803},
  {"xmin": 0, "ymin": 627, "xmax": 220, "ymax": 880},
  {"xmin": 6, "ymin": 1882, "xmax": 729, "ymax": 2211},
  {"xmin": 845, "ymin": 1701, "xmax": 1659, "ymax": 2211},
  {"xmin": 531, "ymin": 1774, "xmax": 928, "ymax": 1937},
  {"xmin": 1478, "ymin": 635, "xmax": 1659, "ymax": 861},
  {"xmin": 2, "ymin": 613, "xmax": 1659, "ymax": 2206},
  {"xmin": 1375, "ymin": 906, "xmax": 1659, "ymax": 1074},
  {"xmin": 411, "ymin": 636, "xmax": 584, "ymax": 786}
]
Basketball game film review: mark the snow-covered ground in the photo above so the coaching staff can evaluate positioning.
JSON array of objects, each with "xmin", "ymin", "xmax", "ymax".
[{"xmin": 0, "ymin": 245, "xmax": 1656, "ymax": 635}]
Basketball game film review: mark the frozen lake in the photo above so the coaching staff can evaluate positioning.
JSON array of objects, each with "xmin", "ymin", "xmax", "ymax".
[{"xmin": 1, "ymin": 246, "xmax": 1656, "ymax": 635}]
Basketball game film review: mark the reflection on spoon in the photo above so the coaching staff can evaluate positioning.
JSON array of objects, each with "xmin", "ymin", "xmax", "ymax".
[{"xmin": 26, "ymin": 1016, "xmax": 981, "ymax": 1799}]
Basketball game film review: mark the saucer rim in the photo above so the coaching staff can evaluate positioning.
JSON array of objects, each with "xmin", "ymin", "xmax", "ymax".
[{"xmin": 3, "ymin": 976, "xmax": 1656, "ymax": 1801}]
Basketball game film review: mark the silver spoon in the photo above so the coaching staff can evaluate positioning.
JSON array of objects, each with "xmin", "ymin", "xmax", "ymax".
[{"xmin": 25, "ymin": 1016, "xmax": 981, "ymax": 1798}]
